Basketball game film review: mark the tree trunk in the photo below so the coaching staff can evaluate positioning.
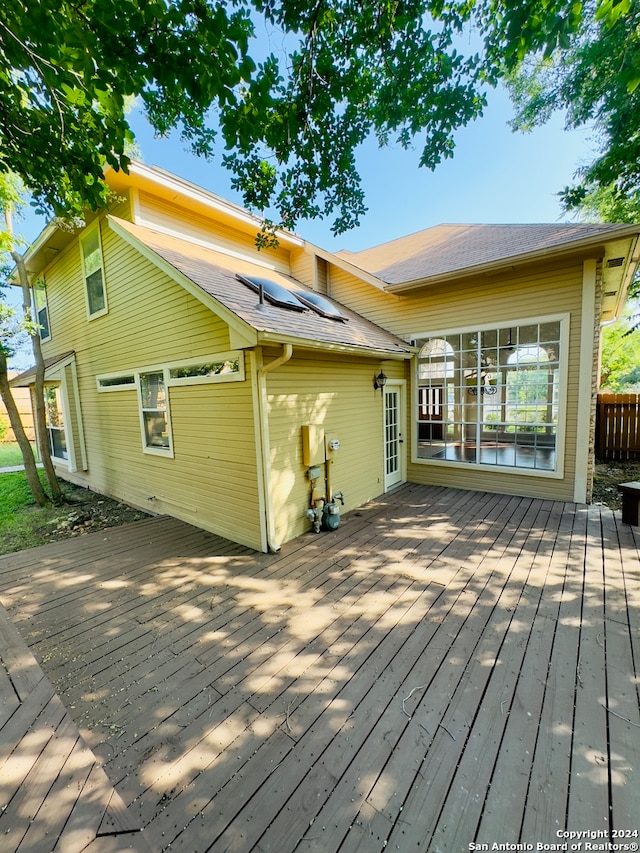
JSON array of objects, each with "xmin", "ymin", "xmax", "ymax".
[
  {"xmin": 0, "ymin": 348, "xmax": 49, "ymax": 506},
  {"xmin": 6, "ymin": 211, "xmax": 64, "ymax": 503}
]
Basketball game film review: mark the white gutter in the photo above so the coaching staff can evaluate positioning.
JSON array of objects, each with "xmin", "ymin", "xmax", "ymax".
[
  {"xmin": 255, "ymin": 330, "xmax": 415, "ymax": 359},
  {"xmin": 256, "ymin": 343, "xmax": 293, "ymax": 552}
]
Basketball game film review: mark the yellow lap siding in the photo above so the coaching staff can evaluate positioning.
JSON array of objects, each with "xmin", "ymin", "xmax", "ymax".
[
  {"xmin": 330, "ymin": 258, "xmax": 592, "ymax": 503},
  {"xmin": 135, "ymin": 191, "xmax": 292, "ymax": 273},
  {"xmin": 289, "ymin": 248, "xmax": 316, "ymax": 289},
  {"xmin": 40, "ymin": 215, "xmax": 264, "ymax": 550},
  {"xmin": 266, "ymin": 351, "xmax": 407, "ymax": 545},
  {"xmin": 70, "ymin": 366, "xmax": 262, "ymax": 550}
]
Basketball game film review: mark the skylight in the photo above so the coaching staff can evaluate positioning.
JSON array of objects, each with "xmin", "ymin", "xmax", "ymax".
[
  {"xmin": 293, "ymin": 291, "xmax": 347, "ymax": 321},
  {"xmin": 236, "ymin": 274, "xmax": 306, "ymax": 312},
  {"xmin": 237, "ymin": 273, "xmax": 348, "ymax": 321}
]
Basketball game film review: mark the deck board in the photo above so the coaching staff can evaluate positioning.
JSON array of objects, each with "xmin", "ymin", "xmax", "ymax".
[
  {"xmin": 1, "ymin": 485, "xmax": 639, "ymax": 852},
  {"xmin": 520, "ymin": 503, "xmax": 586, "ymax": 840},
  {"xmin": 567, "ymin": 506, "xmax": 611, "ymax": 832},
  {"xmin": 0, "ymin": 603, "xmax": 151, "ymax": 852},
  {"xmin": 477, "ymin": 499, "xmax": 571, "ymax": 839},
  {"xmin": 599, "ymin": 507, "xmax": 640, "ymax": 828}
]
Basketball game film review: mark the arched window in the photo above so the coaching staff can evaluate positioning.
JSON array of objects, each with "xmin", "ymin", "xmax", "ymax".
[
  {"xmin": 417, "ymin": 339, "xmax": 455, "ymax": 442},
  {"xmin": 418, "ymin": 338, "xmax": 454, "ymax": 381},
  {"xmin": 507, "ymin": 345, "xmax": 550, "ymax": 366}
]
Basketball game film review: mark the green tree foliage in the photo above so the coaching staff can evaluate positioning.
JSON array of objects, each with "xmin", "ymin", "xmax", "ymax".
[
  {"xmin": 507, "ymin": 0, "xmax": 640, "ymax": 219},
  {"xmin": 1, "ymin": 0, "xmax": 595, "ymax": 235},
  {"xmin": 600, "ymin": 304, "xmax": 640, "ymax": 390},
  {"xmin": 0, "ymin": 294, "xmax": 49, "ymax": 506},
  {"xmin": 508, "ymin": 2, "xmax": 640, "ymax": 358},
  {"xmin": 1, "ymin": 175, "xmax": 61, "ymax": 505}
]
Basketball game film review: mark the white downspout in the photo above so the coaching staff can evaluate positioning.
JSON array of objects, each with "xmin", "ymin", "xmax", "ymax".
[{"xmin": 257, "ymin": 344, "xmax": 293, "ymax": 552}]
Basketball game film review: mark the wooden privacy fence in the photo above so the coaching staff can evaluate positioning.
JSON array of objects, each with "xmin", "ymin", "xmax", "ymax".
[
  {"xmin": 0, "ymin": 377, "xmax": 35, "ymax": 442},
  {"xmin": 596, "ymin": 393, "xmax": 640, "ymax": 460}
]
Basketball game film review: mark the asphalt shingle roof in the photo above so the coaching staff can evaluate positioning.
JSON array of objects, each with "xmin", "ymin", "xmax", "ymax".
[
  {"xmin": 110, "ymin": 218, "xmax": 412, "ymax": 357},
  {"xmin": 339, "ymin": 223, "xmax": 637, "ymax": 285},
  {"xmin": 10, "ymin": 351, "xmax": 75, "ymax": 386}
]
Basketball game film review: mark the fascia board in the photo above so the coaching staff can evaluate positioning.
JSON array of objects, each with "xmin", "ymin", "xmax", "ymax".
[
  {"xmin": 10, "ymin": 351, "xmax": 77, "ymax": 386},
  {"xmin": 106, "ymin": 216, "xmax": 257, "ymax": 349},
  {"xmin": 256, "ymin": 330, "xmax": 416, "ymax": 359},
  {"xmin": 43, "ymin": 351, "xmax": 77, "ymax": 378},
  {"xmin": 21, "ymin": 224, "xmax": 57, "ymax": 267}
]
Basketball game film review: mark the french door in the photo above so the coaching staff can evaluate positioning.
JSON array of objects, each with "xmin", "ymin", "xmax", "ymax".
[{"xmin": 384, "ymin": 383, "xmax": 405, "ymax": 490}]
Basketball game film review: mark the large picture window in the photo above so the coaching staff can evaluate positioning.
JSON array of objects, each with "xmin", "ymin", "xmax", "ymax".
[{"xmin": 415, "ymin": 320, "xmax": 564, "ymax": 472}]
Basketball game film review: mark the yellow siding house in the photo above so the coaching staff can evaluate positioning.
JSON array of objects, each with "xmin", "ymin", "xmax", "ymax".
[{"xmin": 14, "ymin": 163, "xmax": 640, "ymax": 551}]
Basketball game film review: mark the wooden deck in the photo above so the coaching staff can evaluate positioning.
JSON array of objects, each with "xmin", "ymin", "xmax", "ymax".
[
  {"xmin": 0, "ymin": 484, "xmax": 638, "ymax": 852},
  {"xmin": 0, "ymin": 597, "xmax": 151, "ymax": 850}
]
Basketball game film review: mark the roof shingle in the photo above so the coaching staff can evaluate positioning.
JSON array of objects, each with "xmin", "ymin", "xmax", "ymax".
[
  {"xmin": 339, "ymin": 223, "xmax": 637, "ymax": 285},
  {"xmin": 110, "ymin": 218, "xmax": 412, "ymax": 357}
]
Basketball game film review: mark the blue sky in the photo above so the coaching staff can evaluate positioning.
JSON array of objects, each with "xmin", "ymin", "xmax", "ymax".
[
  {"xmin": 14, "ymin": 81, "xmax": 590, "ymax": 254},
  {"xmin": 6, "ymin": 82, "xmax": 592, "ymax": 368},
  {"xmin": 125, "ymin": 82, "xmax": 592, "ymax": 254}
]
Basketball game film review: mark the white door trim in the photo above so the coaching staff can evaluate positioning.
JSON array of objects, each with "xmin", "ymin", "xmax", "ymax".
[{"xmin": 384, "ymin": 380, "xmax": 406, "ymax": 491}]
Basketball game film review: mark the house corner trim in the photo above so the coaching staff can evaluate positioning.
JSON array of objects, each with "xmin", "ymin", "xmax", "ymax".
[{"xmin": 574, "ymin": 259, "xmax": 598, "ymax": 503}]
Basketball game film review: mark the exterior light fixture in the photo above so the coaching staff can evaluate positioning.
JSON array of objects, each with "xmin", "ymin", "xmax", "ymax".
[{"xmin": 373, "ymin": 370, "xmax": 387, "ymax": 393}]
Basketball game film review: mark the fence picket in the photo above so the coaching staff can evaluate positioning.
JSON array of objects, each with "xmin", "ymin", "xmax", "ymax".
[{"xmin": 596, "ymin": 393, "xmax": 640, "ymax": 460}]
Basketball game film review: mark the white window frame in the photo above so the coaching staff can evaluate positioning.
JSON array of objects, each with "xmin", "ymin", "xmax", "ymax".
[
  {"xmin": 32, "ymin": 278, "xmax": 51, "ymax": 342},
  {"xmin": 44, "ymin": 383, "xmax": 69, "ymax": 464},
  {"xmin": 411, "ymin": 314, "xmax": 569, "ymax": 479},
  {"xmin": 97, "ymin": 352, "xmax": 244, "ymax": 393},
  {"xmin": 137, "ymin": 368, "xmax": 174, "ymax": 458},
  {"xmin": 80, "ymin": 223, "xmax": 108, "ymax": 319},
  {"xmin": 96, "ymin": 352, "xmax": 244, "ymax": 458},
  {"xmin": 166, "ymin": 351, "xmax": 245, "ymax": 386},
  {"xmin": 96, "ymin": 373, "xmax": 137, "ymax": 392}
]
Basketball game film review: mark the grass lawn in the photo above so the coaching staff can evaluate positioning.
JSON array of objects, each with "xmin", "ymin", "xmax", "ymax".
[
  {"xmin": 0, "ymin": 441, "xmax": 39, "ymax": 468},
  {"xmin": 0, "ymin": 469, "xmax": 56, "ymax": 552},
  {"xmin": 0, "ymin": 451, "xmax": 148, "ymax": 554}
]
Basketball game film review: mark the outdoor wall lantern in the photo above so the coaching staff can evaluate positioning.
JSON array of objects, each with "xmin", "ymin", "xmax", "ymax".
[{"xmin": 373, "ymin": 370, "xmax": 388, "ymax": 393}]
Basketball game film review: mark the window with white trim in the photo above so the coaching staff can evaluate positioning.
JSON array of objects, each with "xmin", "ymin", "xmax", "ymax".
[
  {"xmin": 415, "ymin": 319, "xmax": 564, "ymax": 472},
  {"xmin": 81, "ymin": 226, "xmax": 107, "ymax": 317},
  {"xmin": 97, "ymin": 374, "xmax": 136, "ymax": 391},
  {"xmin": 96, "ymin": 352, "xmax": 245, "ymax": 457},
  {"xmin": 33, "ymin": 278, "xmax": 51, "ymax": 341},
  {"xmin": 44, "ymin": 384, "xmax": 68, "ymax": 461},
  {"xmin": 168, "ymin": 354, "xmax": 243, "ymax": 384},
  {"xmin": 138, "ymin": 370, "xmax": 172, "ymax": 455}
]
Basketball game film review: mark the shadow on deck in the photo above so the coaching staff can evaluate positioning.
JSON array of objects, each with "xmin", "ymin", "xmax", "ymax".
[{"xmin": 0, "ymin": 484, "xmax": 638, "ymax": 852}]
